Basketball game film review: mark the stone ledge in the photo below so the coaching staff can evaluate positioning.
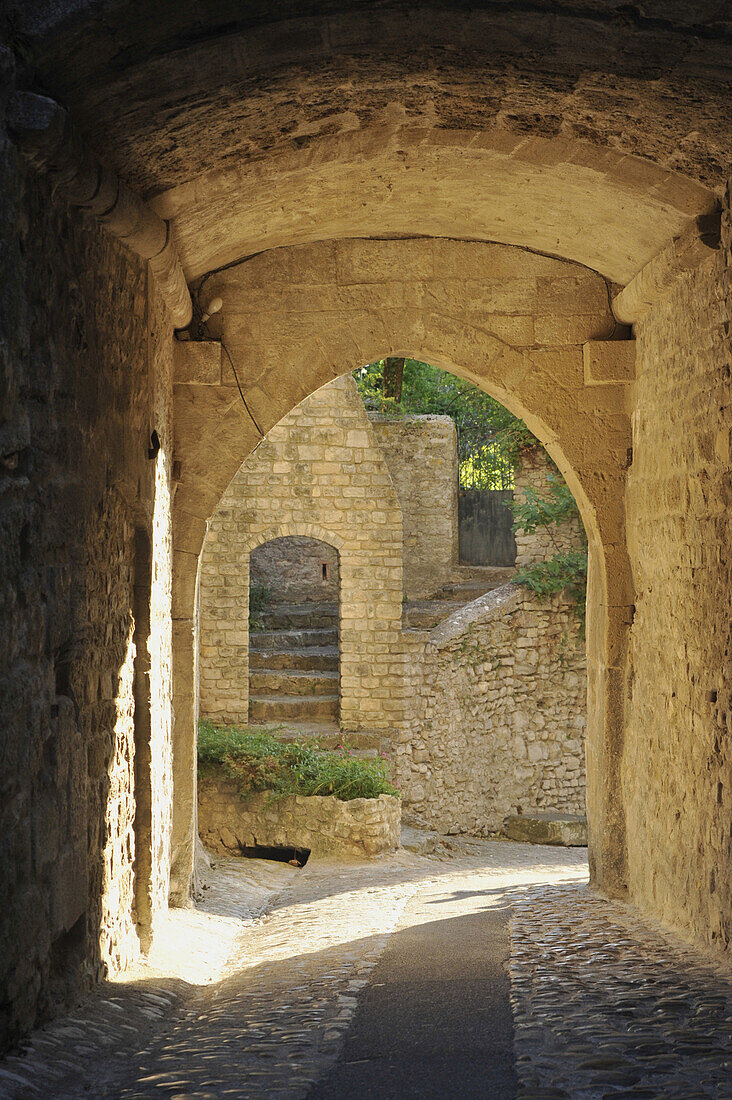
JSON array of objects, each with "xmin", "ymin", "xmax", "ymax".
[
  {"xmin": 502, "ymin": 812, "xmax": 588, "ymax": 847},
  {"xmin": 198, "ymin": 776, "xmax": 401, "ymax": 858}
]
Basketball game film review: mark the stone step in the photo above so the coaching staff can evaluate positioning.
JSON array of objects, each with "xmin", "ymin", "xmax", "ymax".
[
  {"xmin": 249, "ymin": 694, "xmax": 339, "ymax": 723},
  {"xmin": 257, "ymin": 604, "xmax": 338, "ymax": 630},
  {"xmin": 250, "ymin": 628, "xmax": 339, "ymax": 650},
  {"xmin": 249, "ymin": 646, "xmax": 339, "ymax": 671},
  {"xmin": 502, "ymin": 812, "xmax": 588, "ymax": 847},
  {"xmin": 249, "ymin": 669, "xmax": 339, "ymax": 696},
  {"xmin": 402, "ymin": 603, "xmax": 464, "ymax": 629},
  {"xmin": 451, "ymin": 565, "xmax": 516, "ymax": 583}
]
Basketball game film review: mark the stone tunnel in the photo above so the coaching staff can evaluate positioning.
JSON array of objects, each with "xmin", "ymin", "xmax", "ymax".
[{"xmin": 0, "ymin": 0, "xmax": 729, "ymax": 1056}]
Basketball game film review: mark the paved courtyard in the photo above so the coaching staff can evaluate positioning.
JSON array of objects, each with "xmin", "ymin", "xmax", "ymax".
[{"xmin": 0, "ymin": 839, "xmax": 729, "ymax": 1099}]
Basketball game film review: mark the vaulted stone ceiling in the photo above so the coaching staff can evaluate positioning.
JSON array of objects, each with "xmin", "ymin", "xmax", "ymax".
[{"xmin": 13, "ymin": 1, "xmax": 731, "ymax": 282}]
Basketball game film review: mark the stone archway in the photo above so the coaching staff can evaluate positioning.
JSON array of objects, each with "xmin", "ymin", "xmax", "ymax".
[
  {"xmin": 197, "ymin": 376, "xmax": 404, "ymax": 736},
  {"xmin": 170, "ymin": 236, "xmax": 633, "ymax": 905}
]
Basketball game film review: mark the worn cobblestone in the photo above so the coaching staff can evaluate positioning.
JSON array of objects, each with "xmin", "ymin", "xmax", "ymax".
[
  {"xmin": 2, "ymin": 842, "xmax": 729, "ymax": 1098},
  {"xmin": 510, "ymin": 884, "xmax": 732, "ymax": 1100}
]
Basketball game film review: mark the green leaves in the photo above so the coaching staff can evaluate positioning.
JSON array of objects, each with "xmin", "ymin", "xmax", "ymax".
[
  {"xmin": 510, "ymin": 476, "xmax": 587, "ymax": 623},
  {"xmin": 509, "ymin": 473, "xmax": 581, "ymax": 534},
  {"xmin": 198, "ymin": 721, "xmax": 400, "ymax": 802},
  {"xmin": 354, "ymin": 359, "xmax": 538, "ymax": 489}
]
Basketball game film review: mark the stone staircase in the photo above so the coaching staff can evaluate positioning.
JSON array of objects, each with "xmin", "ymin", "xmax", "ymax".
[
  {"xmin": 402, "ymin": 564, "xmax": 516, "ymax": 630},
  {"xmin": 249, "ymin": 603, "xmax": 340, "ymax": 730}
]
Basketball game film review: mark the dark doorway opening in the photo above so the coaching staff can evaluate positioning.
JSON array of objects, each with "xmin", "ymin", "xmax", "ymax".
[{"xmin": 239, "ymin": 844, "xmax": 310, "ymax": 867}]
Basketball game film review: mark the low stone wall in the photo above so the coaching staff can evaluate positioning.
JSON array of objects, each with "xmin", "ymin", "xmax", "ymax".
[
  {"xmin": 198, "ymin": 777, "xmax": 401, "ymax": 858},
  {"xmin": 397, "ymin": 585, "xmax": 586, "ymax": 834}
]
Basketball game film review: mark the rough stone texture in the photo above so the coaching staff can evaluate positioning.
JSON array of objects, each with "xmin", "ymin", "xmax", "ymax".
[
  {"xmin": 371, "ymin": 414, "xmax": 459, "ymax": 599},
  {"xmin": 198, "ymin": 779, "xmax": 401, "ymax": 858},
  {"xmin": 623, "ymin": 186, "xmax": 732, "ymax": 952},
  {"xmin": 198, "ymin": 374, "xmax": 404, "ymax": 730},
  {"xmin": 513, "ymin": 448, "xmax": 586, "ymax": 568},
  {"xmin": 397, "ymin": 586, "xmax": 587, "ymax": 835},
  {"xmin": 16, "ymin": 5, "xmax": 727, "ymax": 283},
  {"xmin": 0, "ymin": 56, "xmax": 175, "ymax": 1051},
  {"xmin": 503, "ymin": 812, "xmax": 588, "ymax": 847},
  {"xmin": 250, "ymin": 536, "xmax": 340, "ymax": 604}
]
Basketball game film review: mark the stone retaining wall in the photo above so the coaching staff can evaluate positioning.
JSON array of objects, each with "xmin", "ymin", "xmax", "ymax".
[
  {"xmin": 397, "ymin": 586, "xmax": 586, "ymax": 835},
  {"xmin": 198, "ymin": 779, "xmax": 401, "ymax": 858}
]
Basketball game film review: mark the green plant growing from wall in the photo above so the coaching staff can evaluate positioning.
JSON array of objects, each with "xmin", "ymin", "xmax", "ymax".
[
  {"xmin": 198, "ymin": 721, "xmax": 400, "ymax": 802},
  {"xmin": 509, "ymin": 473, "xmax": 588, "ymax": 624}
]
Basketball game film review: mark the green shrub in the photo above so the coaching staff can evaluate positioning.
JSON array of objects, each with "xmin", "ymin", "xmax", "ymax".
[
  {"xmin": 512, "ymin": 550, "xmax": 588, "ymax": 624},
  {"xmin": 198, "ymin": 720, "xmax": 400, "ymax": 802}
]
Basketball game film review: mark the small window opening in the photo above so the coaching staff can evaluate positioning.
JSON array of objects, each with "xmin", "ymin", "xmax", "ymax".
[
  {"xmin": 239, "ymin": 844, "xmax": 310, "ymax": 867},
  {"xmin": 321, "ymin": 561, "xmax": 330, "ymax": 581}
]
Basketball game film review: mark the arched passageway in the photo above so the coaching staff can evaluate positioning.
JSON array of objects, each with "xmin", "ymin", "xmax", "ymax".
[
  {"xmin": 1, "ymin": 0, "xmax": 729, "ymax": 1055},
  {"xmin": 170, "ymin": 237, "xmax": 632, "ymax": 908}
]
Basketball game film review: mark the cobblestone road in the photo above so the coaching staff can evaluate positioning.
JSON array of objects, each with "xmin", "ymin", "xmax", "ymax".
[{"xmin": 0, "ymin": 839, "xmax": 729, "ymax": 1099}]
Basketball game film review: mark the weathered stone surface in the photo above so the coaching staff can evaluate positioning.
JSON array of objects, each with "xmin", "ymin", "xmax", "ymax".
[
  {"xmin": 0, "ymin": 75, "xmax": 175, "ymax": 1049},
  {"xmin": 371, "ymin": 414, "xmax": 459, "ymax": 599},
  {"xmin": 513, "ymin": 448, "xmax": 586, "ymax": 569},
  {"xmin": 583, "ymin": 340, "xmax": 636, "ymax": 386},
  {"xmin": 198, "ymin": 778, "xmax": 401, "ymax": 858},
  {"xmin": 250, "ymin": 536, "xmax": 340, "ymax": 604},
  {"xmin": 502, "ymin": 812, "xmax": 588, "ymax": 847},
  {"xmin": 623, "ymin": 186, "xmax": 732, "ymax": 951},
  {"xmin": 198, "ymin": 374, "xmax": 404, "ymax": 731},
  {"xmin": 397, "ymin": 586, "xmax": 587, "ymax": 835}
]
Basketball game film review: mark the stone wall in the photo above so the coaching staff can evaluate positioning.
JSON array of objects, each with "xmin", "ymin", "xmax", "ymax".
[
  {"xmin": 198, "ymin": 375, "xmax": 404, "ymax": 730},
  {"xmin": 250, "ymin": 536, "xmax": 339, "ymax": 604},
  {"xmin": 371, "ymin": 415, "xmax": 459, "ymax": 599},
  {"xmin": 396, "ymin": 586, "xmax": 586, "ymax": 835},
  {"xmin": 513, "ymin": 449, "xmax": 586, "ymax": 567},
  {"xmin": 623, "ymin": 188, "xmax": 732, "ymax": 951},
  {"xmin": 0, "ymin": 63, "xmax": 174, "ymax": 1049},
  {"xmin": 198, "ymin": 780, "xmax": 401, "ymax": 858}
]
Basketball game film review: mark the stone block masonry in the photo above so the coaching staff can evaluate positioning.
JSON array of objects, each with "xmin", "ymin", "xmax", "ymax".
[
  {"xmin": 397, "ymin": 586, "xmax": 586, "ymax": 836},
  {"xmin": 513, "ymin": 449, "xmax": 585, "ymax": 568},
  {"xmin": 371, "ymin": 415, "xmax": 459, "ymax": 599},
  {"xmin": 198, "ymin": 375, "xmax": 405, "ymax": 731},
  {"xmin": 198, "ymin": 780, "xmax": 401, "ymax": 858},
  {"xmin": 0, "ymin": 69, "xmax": 175, "ymax": 1052},
  {"xmin": 623, "ymin": 186, "xmax": 732, "ymax": 952}
]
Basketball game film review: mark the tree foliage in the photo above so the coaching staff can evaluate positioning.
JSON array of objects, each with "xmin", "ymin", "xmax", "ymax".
[{"xmin": 355, "ymin": 358, "xmax": 537, "ymax": 488}]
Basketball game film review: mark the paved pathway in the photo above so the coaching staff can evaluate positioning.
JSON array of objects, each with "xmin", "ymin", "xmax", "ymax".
[{"xmin": 0, "ymin": 839, "xmax": 729, "ymax": 1099}]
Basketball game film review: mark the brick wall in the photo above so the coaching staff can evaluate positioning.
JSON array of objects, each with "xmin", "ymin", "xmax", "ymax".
[
  {"xmin": 623, "ymin": 189, "xmax": 732, "ymax": 950},
  {"xmin": 396, "ymin": 587, "xmax": 586, "ymax": 834},
  {"xmin": 371, "ymin": 415, "xmax": 459, "ymax": 598},
  {"xmin": 198, "ymin": 375, "xmax": 405, "ymax": 730}
]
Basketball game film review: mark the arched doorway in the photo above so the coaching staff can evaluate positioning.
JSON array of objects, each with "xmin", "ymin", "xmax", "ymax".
[{"xmin": 248, "ymin": 536, "xmax": 341, "ymax": 733}]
